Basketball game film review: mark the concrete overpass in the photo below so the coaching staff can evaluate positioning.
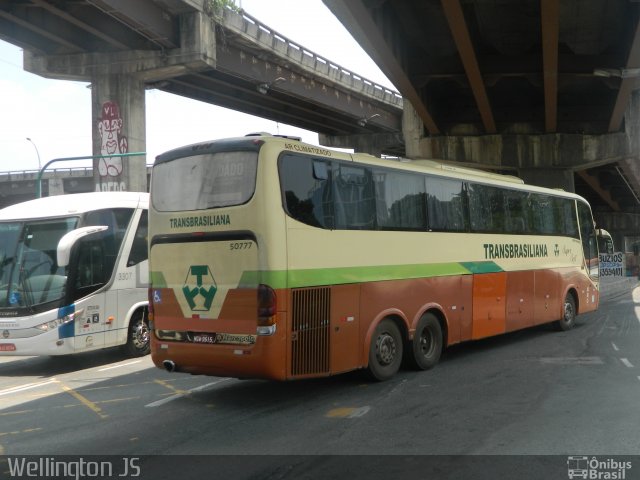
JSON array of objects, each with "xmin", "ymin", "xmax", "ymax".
[
  {"xmin": 2, "ymin": 0, "xmax": 640, "ymax": 248},
  {"xmin": 323, "ymin": 0, "xmax": 640, "ymax": 249},
  {"xmin": 0, "ymin": 0, "xmax": 404, "ymax": 193}
]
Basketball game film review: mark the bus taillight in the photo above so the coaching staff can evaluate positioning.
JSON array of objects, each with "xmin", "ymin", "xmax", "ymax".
[
  {"xmin": 257, "ymin": 284, "xmax": 277, "ymax": 335},
  {"xmin": 147, "ymin": 288, "xmax": 155, "ymax": 328}
]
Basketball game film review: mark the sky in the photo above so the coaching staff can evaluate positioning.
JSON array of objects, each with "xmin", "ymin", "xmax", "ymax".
[{"xmin": 0, "ymin": 0, "xmax": 394, "ymax": 173}]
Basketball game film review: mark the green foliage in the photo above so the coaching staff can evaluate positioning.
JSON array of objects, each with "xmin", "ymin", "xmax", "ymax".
[{"xmin": 205, "ymin": 0, "xmax": 241, "ymax": 22}]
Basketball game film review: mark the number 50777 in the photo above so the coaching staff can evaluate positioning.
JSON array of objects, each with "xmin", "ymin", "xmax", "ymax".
[{"xmin": 230, "ymin": 242, "xmax": 253, "ymax": 250}]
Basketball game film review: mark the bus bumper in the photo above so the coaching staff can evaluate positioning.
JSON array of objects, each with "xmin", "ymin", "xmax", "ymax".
[{"xmin": 150, "ymin": 330, "xmax": 288, "ymax": 380}]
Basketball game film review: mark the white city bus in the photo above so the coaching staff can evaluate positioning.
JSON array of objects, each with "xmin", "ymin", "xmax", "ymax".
[{"xmin": 0, "ymin": 192, "xmax": 150, "ymax": 356}]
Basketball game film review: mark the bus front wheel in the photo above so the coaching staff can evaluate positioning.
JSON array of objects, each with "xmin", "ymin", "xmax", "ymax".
[
  {"xmin": 123, "ymin": 310, "xmax": 150, "ymax": 357},
  {"xmin": 405, "ymin": 313, "xmax": 443, "ymax": 370},
  {"xmin": 367, "ymin": 318, "xmax": 403, "ymax": 381},
  {"xmin": 554, "ymin": 293, "xmax": 576, "ymax": 331}
]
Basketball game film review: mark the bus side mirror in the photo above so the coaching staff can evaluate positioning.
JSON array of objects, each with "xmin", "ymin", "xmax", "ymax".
[{"xmin": 57, "ymin": 225, "xmax": 108, "ymax": 267}]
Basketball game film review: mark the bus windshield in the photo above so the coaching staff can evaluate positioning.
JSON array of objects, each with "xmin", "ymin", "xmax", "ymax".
[
  {"xmin": 0, "ymin": 217, "xmax": 78, "ymax": 308},
  {"xmin": 151, "ymin": 151, "xmax": 258, "ymax": 212}
]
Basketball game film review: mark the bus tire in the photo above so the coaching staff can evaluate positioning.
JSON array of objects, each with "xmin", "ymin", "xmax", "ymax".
[
  {"xmin": 367, "ymin": 318, "xmax": 403, "ymax": 381},
  {"xmin": 123, "ymin": 310, "xmax": 150, "ymax": 357},
  {"xmin": 554, "ymin": 293, "xmax": 576, "ymax": 331},
  {"xmin": 405, "ymin": 313, "xmax": 442, "ymax": 370}
]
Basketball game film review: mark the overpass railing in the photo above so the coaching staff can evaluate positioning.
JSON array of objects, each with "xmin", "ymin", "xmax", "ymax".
[{"xmin": 222, "ymin": 7, "xmax": 403, "ymax": 109}]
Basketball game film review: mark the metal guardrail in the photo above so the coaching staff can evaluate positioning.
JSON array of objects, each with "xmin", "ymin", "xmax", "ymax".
[
  {"xmin": 0, "ymin": 167, "xmax": 93, "ymax": 177},
  {"xmin": 222, "ymin": 7, "xmax": 403, "ymax": 109},
  {"xmin": 35, "ymin": 152, "xmax": 147, "ymax": 197}
]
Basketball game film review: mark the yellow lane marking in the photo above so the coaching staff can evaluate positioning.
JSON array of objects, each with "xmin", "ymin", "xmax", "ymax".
[
  {"xmin": 81, "ymin": 380, "xmax": 156, "ymax": 392},
  {"xmin": 62, "ymin": 397, "xmax": 140, "ymax": 409},
  {"xmin": 0, "ymin": 396, "xmax": 140, "ymax": 418},
  {"xmin": 325, "ymin": 406, "xmax": 371, "ymax": 418},
  {"xmin": 153, "ymin": 379, "xmax": 188, "ymax": 395},
  {"xmin": 95, "ymin": 396, "xmax": 140, "ymax": 405},
  {"xmin": 59, "ymin": 382, "xmax": 108, "ymax": 419},
  {"xmin": 0, "ymin": 427, "xmax": 43, "ymax": 437},
  {"xmin": 0, "ymin": 410, "xmax": 35, "ymax": 417}
]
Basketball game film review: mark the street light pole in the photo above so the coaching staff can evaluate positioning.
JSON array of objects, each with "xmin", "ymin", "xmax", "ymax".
[{"xmin": 25, "ymin": 137, "xmax": 42, "ymax": 170}]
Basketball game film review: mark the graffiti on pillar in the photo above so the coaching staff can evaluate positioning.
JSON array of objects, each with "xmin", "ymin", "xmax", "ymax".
[{"xmin": 97, "ymin": 101, "xmax": 127, "ymax": 191}]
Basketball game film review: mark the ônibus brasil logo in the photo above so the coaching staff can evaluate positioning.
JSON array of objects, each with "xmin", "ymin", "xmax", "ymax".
[
  {"xmin": 567, "ymin": 456, "xmax": 632, "ymax": 479},
  {"xmin": 182, "ymin": 265, "xmax": 217, "ymax": 311}
]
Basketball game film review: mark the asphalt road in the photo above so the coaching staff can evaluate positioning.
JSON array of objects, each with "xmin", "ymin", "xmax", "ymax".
[{"xmin": 1, "ymin": 286, "xmax": 639, "ymax": 479}]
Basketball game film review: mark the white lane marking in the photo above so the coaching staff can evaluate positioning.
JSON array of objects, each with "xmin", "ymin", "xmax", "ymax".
[
  {"xmin": 612, "ymin": 342, "xmax": 619, "ymax": 352},
  {"xmin": 98, "ymin": 360, "xmax": 143, "ymax": 372},
  {"xmin": 144, "ymin": 393, "xmax": 183, "ymax": 408},
  {"xmin": 145, "ymin": 379, "xmax": 230, "ymax": 408},
  {"xmin": 0, "ymin": 379, "xmax": 58, "ymax": 397},
  {"xmin": 348, "ymin": 406, "xmax": 371, "ymax": 418},
  {"xmin": 539, "ymin": 357, "xmax": 603, "ymax": 365},
  {"xmin": 620, "ymin": 358, "xmax": 634, "ymax": 368}
]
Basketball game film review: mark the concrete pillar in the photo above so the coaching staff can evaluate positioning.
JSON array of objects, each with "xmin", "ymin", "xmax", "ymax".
[
  {"xmin": 23, "ymin": 10, "xmax": 217, "ymax": 195},
  {"xmin": 48, "ymin": 177, "xmax": 65, "ymax": 196},
  {"xmin": 402, "ymin": 99, "xmax": 423, "ymax": 159},
  {"xmin": 618, "ymin": 91, "xmax": 640, "ymax": 196},
  {"xmin": 92, "ymin": 74, "xmax": 147, "ymax": 193}
]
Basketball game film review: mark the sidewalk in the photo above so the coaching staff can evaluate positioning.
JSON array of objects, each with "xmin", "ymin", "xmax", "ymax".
[{"xmin": 599, "ymin": 276, "xmax": 639, "ymax": 301}]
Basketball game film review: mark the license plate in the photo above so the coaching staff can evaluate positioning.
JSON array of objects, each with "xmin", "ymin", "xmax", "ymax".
[
  {"xmin": 190, "ymin": 333, "xmax": 217, "ymax": 344},
  {"xmin": 186, "ymin": 332, "xmax": 256, "ymax": 346},
  {"xmin": 0, "ymin": 344, "xmax": 16, "ymax": 352}
]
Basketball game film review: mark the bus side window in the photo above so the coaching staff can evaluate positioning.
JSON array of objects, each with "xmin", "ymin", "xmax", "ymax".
[
  {"xmin": 280, "ymin": 155, "xmax": 333, "ymax": 229},
  {"xmin": 503, "ymin": 189, "xmax": 527, "ymax": 234},
  {"xmin": 469, "ymin": 183, "xmax": 497, "ymax": 232},
  {"xmin": 73, "ymin": 240, "xmax": 106, "ymax": 298},
  {"xmin": 577, "ymin": 201, "xmax": 598, "ymax": 277},
  {"xmin": 426, "ymin": 177, "xmax": 466, "ymax": 232},
  {"xmin": 127, "ymin": 210, "xmax": 148, "ymax": 267},
  {"xmin": 333, "ymin": 164, "xmax": 376, "ymax": 230},
  {"xmin": 374, "ymin": 169, "xmax": 426, "ymax": 230},
  {"xmin": 83, "ymin": 208, "xmax": 134, "ymax": 276}
]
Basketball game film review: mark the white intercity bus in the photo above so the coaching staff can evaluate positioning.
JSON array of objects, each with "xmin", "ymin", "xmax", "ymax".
[{"xmin": 0, "ymin": 192, "xmax": 150, "ymax": 356}]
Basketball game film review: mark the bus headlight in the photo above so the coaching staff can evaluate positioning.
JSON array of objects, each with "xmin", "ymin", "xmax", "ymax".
[{"xmin": 35, "ymin": 309, "xmax": 81, "ymax": 332}]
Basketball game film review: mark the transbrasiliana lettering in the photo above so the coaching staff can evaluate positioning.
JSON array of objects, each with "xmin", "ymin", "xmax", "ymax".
[
  {"xmin": 483, "ymin": 243, "xmax": 548, "ymax": 259},
  {"xmin": 169, "ymin": 214, "xmax": 231, "ymax": 229}
]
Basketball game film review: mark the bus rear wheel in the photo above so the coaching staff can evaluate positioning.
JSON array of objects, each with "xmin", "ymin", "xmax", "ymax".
[
  {"xmin": 554, "ymin": 293, "xmax": 576, "ymax": 331},
  {"xmin": 405, "ymin": 313, "xmax": 443, "ymax": 370},
  {"xmin": 123, "ymin": 311, "xmax": 150, "ymax": 357},
  {"xmin": 367, "ymin": 319, "xmax": 403, "ymax": 381}
]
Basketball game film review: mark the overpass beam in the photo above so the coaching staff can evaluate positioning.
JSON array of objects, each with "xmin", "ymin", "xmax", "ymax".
[
  {"xmin": 407, "ymin": 129, "xmax": 633, "ymax": 191},
  {"xmin": 319, "ymin": 132, "xmax": 404, "ymax": 157},
  {"xmin": 22, "ymin": 10, "xmax": 216, "ymax": 193}
]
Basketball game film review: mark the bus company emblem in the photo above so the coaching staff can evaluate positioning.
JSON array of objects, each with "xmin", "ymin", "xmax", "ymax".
[{"xmin": 182, "ymin": 265, "xmax": 217, "ymax": 312}]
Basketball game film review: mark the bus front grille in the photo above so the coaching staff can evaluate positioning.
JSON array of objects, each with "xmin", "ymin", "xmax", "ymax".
[{"xmin": 290, "ymin": 287, "xmax": 331, "ymax": 376}]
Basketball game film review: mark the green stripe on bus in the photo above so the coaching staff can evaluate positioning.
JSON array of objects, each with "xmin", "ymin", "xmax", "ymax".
[
  {"xmin": 150, "ymin": 271, "xmax": 168, "ymax": 287},
  {"xmin": 288, "ymin": 263, "xmax": 472, "ymax": 287},
  {"xmin": 154, "ymin": 261, "xmax": 503, "ymax": 290},
  {"xmin": 460, "ymin": 261, "xmax": 504, "ymax": 274},
  {"xmin": 238, "ymin": 262, "xmax": 483, "ymax": 289}
]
